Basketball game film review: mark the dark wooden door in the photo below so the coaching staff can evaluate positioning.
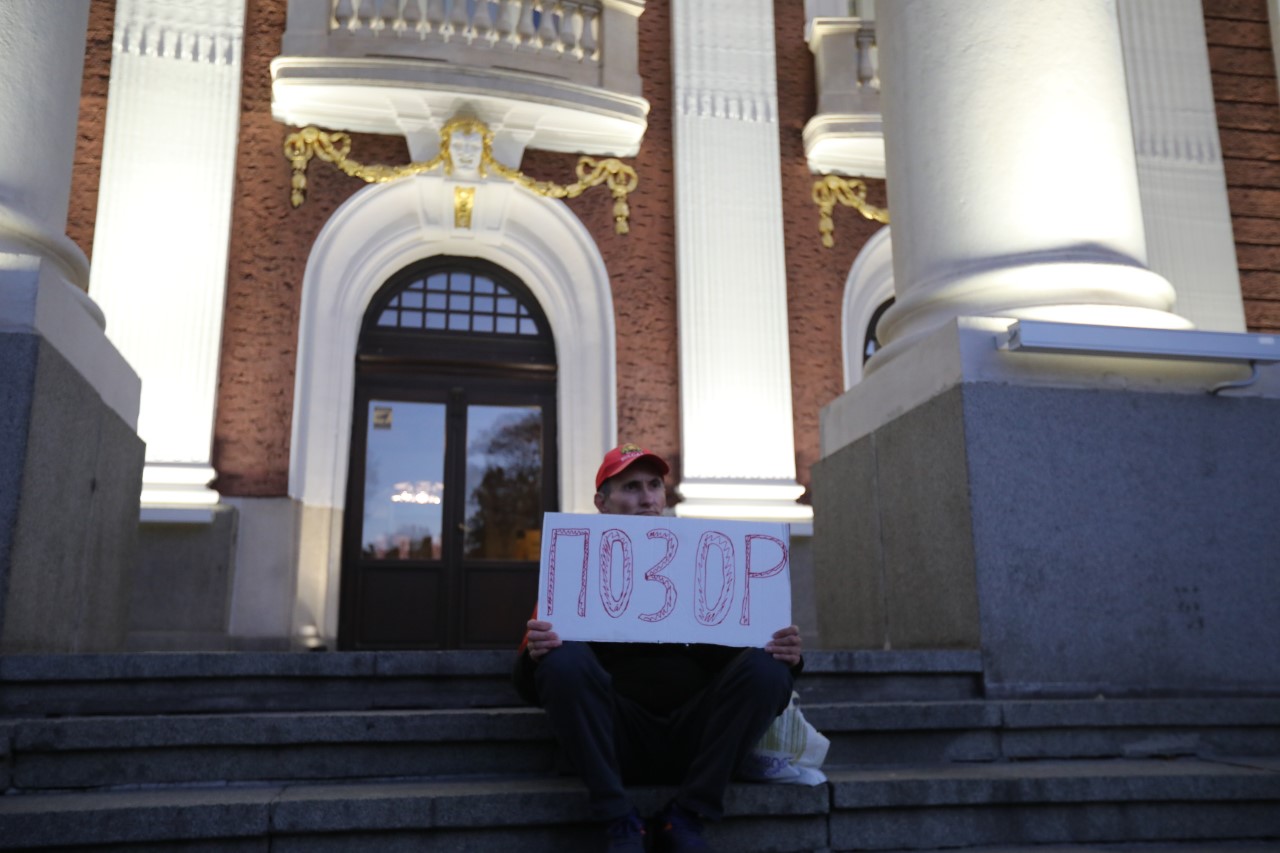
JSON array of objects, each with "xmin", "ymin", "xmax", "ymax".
[{"xmin": 338, "ymin": 257, "xmax": 557, "ymax": 649}]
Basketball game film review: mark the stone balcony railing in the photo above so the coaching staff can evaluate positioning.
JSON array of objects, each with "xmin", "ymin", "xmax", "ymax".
[
  {"xmin": 804, "ymin": 12, "xmax": 884, "ymax": 178},
  {"xmin": 272, "ymin": 0, "xmax": 648, "ymax": 160}
]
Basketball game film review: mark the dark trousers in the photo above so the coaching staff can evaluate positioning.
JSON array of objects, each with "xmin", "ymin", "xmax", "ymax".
[{"xmin": 533, "ymin": 641, "xmax": 794, "ymax": 821}]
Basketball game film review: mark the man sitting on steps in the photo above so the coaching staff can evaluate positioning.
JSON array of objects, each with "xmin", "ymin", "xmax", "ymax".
[{"xmin": 513, "ymin": 443, "xmax": 803, "ymax": 852}]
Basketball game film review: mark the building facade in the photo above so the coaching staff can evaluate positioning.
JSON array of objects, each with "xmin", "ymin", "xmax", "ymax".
[{"xmin": 3, "ymin": 0, "xmax": 1275, "ymax": 668}]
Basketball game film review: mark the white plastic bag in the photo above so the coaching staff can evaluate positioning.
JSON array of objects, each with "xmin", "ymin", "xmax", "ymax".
[{"xmin": 740, "ymin": 691, "xmax": 830, "ymax": 785}]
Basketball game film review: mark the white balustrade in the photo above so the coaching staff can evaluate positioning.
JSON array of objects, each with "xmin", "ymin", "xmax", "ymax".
[
  {"xmin": 275, "ymin": 0, "xmax": 646, "ymax": 158},
  {"xmin": 328, "ymin": 0, "xmax": 601, "ymax": 66}
]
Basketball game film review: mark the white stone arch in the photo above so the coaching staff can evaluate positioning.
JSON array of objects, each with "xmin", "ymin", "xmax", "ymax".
[
  {"xmin": 288, "ymin": 176, "xmax": 617, "ymax": 640},
  {"xmin": 841, "ymin": 224, "xmax": 895, "ymax": 388}
]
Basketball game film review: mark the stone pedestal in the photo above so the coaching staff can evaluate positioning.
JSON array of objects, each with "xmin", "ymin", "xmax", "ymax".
[
  {"xmin": 0, "ymin": 328, "xmax": 145, "ymax": 653},
  {"xmin": 814, "ymin": 319, "xmax": 1280, "ymax": 697}
]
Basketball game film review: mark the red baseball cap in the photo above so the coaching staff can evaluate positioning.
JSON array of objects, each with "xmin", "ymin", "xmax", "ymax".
[{"xmin": 595, "ymin": 443, "xmax": 670, "ymax": 490}]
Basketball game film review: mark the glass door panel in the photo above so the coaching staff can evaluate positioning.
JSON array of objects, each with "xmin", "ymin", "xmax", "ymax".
[
  {"xmin": 463, "ymin": 404, "xmax": 544, "ymax": 560},
  {"xmin": 360, "ymin": 400, "xmax": 447, "ymax": 561}
]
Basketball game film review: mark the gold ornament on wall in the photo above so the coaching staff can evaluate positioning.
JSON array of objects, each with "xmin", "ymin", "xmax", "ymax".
[
  {"xmin": 454, "ymin": 186, "xmax": 475, "ymax": 230},
  {"xmin": 283, "ymin": 118, "xmax": 639, "ymax": 235},
  {"xmin": 812, "ymin": 175, "xmax": 889, "ymax": 248}
]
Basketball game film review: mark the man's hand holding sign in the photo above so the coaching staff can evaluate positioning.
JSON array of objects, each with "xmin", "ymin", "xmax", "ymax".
[{"xmin": 513, "ymin": 443, "xmax": 802, "ymax": 853}]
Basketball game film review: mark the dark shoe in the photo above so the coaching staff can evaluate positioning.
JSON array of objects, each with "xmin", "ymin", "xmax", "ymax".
[
  {"xmin": 651, "ymin": 801, "xmax": 713, "ymax": 852},
  {"xmin": 604, "ymin": 808, "xmax": 647, "ymax": 852}
]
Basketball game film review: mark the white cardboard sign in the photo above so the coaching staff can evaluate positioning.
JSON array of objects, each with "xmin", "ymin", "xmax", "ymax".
[{"xmin": 537, "ymin": 512, "xmax": 792, "ymax": 647}]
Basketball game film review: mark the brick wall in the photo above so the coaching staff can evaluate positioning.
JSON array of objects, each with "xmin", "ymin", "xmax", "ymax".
[
  {"xmin": 1205, "ymin": 0, "xmax": 1280, "ymax": 333},
  {"xmin": 67, "ymin": 0, "xmax": 114, "ymax": 263},
  {"xmin": 774, "ymin": 0, "xmax": 886, "ymax": 499},
  {"xmin": 216, "ymin": 0, "xmax": 330, "ymax": 495},
  {"xmin": 580, "ymin": 0, "xmax": 681, "ymax": 479}
]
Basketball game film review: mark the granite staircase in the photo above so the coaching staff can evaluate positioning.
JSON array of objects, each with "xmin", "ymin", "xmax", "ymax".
[{"xmin": 1, "ymin": 650, "xmax": 1278, "ymax": 852}]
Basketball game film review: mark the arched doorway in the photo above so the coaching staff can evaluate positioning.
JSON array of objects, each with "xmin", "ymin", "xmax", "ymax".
[{"xmin": 338, "ymin": 256, "xmax": 558, "ymax": 649}]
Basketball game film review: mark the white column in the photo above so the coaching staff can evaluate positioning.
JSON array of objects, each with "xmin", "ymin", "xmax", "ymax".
[
  {"xmin": 89, "ymin": 0, "xmax": 246, "ymax": 513},
  {"xmin": 1119, "ymin": 0, "xmax": 1246, "ymax": 332},
  {"xmin": 0, "ymin": 0, "xmax": 140, "ymax": 424},
  {"xmin": 872, "ymin": 0, "xmax": 1190, "ymax": 369},
  {"xmin": 671, "ymin": 0, "xmax": 810, "ymax": 523}
]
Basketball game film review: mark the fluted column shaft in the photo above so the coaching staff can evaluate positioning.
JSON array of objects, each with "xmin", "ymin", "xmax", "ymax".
[
  {"xmin": 89, "ymin": 0, "xmax": 246, "ymax": 508},
  {"xmin": 1118, "ymin": 0, "xmax": 1245, "ymax": 332},
  {"xmin": 873, "ymin": 0, "xmax": 1189, "ymax": 367},
  {"xmin": 671, "ymin": 0, "xmax": 809, "ymax": 523}
]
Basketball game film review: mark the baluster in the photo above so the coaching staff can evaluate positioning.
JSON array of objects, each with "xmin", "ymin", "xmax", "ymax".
[
  {"xmin": 856, "ymin": 25, "xmax": 877, "ymax": 89},
  {"xmin": 578, "ymin": 2, "xmax": 598, "ymax": 61},
  {"xmin": 517, "ymin": 0, "xmax": 537, "ymax": 49},
  {"xmin": 333, "ymin": 0, "xmax": 356, "ymax": 32},
  {"xmin": 537, "ymin": 1, "xmax": 559, "ymax": 52},
  {"xmin": 402, "ymin": 0, "xmax": 424, "ymax": 38},
  {"xmin": 352, "ymin": 0, "xmax": 372, "ymax": 34},
  {"xmin": 494, "ymin": 0, "xmax": 518, "ymax": 46},
  {"xmin": 561, "ymin": 2, "xmax": 582, "ymax": 59},
  {"xmin": 367, "ymin": 0, "xmax": 390, "ymax": 35},
  {"xmin": 424, "ymin": 0, "xmax": 446, "ymax": 38},
  {"xmin": 447, "ymin": 0, "xmax": 470, "ymax": 42},
  {"xmin": 473, "ymin": 1, "xmax": 496, "ymax": 45},
  {"xmin": 388, "ymin": 0, "xmax": 407, "ymax": 36},
  {"xmin": 494, "ymin": 0, "xmax": 516, "ymax": 47}
]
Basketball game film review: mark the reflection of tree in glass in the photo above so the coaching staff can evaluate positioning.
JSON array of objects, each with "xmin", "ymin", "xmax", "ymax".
[
  {"xmin": 361, "ymin": 524, "xmax": 436, "ymax": 560},
  {"xmin": 363, "ymin": 455, "xmax": 385, "ymax": 556},
  {"xmin": 465, "ymin": 412, "xmax": 542, "ymax": 559},
  {"xmin": 365, "ymin": 453, "xmax": 381, "ymax": 500}
]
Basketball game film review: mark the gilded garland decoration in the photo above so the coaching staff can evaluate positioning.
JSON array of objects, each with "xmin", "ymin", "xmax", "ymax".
[
  {"xmin": 812, "ymin": 175, "xmax": 890, "ymax": 248},
  {"xmin": 284, "ymin": 118, "xmax": 638, "ymax": 235}
]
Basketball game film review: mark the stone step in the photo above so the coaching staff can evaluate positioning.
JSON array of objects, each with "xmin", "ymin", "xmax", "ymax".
[
  {"xmin": 0, "ymin": 777, "xmax": 828, "ymax": 852},
  {"xmin": 0, "ymin": 649, "xmax": 984, "ymax": 718},
  {"xmin": 5, "ymin": 708, "xmax": 556, "ymax": 791},
  {"xmin": 1, "ymin": 759, "xmax": 1277, "ymax": 852},
  {"xmin": 827, "ymin": 757, "xmax": 1280, "ymax": 851},
  {"xmin": 0, "ymin": 651, "xmax": 522, "ymax": 717},
  {"xmin": 5, "ymin": 698, "xmax": 1279, "ymax": 794},
  {"xmin": 809, "ymin": 696, "xmax": 1280, "ymax": 765},
  {"xmin": 871, "ymin": 846, "xmax": 1280, "ymax": 853}
]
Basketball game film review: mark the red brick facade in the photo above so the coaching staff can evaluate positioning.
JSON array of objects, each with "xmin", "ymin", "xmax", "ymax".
[
  {"xmin": 66, "ymin": 2, "xmax": 1276, "ymax": 501},
  {"xmin": 1205, "ymin": 0, "xmax": 1280, "ymax": 333},
  {"xmin": 66, "ymin": 0, "xmax": 114, "ymax": 265},
  {"xmin": 774, "ymin": 0, "xmax": 888, "ymax": 499}
]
